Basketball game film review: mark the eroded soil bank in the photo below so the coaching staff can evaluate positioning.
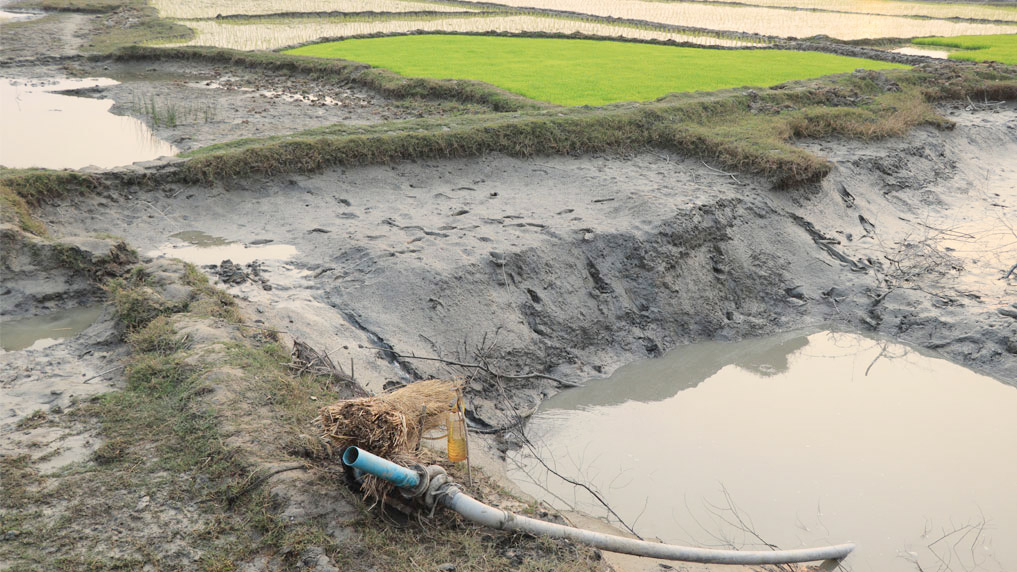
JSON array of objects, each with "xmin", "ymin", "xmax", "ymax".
[{"xmin": 39, "ymin": 103, "xmax": 1017, "ymax": 405}]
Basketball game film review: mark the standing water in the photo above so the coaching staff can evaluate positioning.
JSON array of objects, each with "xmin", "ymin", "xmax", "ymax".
[
  {"xmin": 0, "ymin": 78, "xmax": 177, "ymax": 169},
  {"xmin": 507, "ymin": 331, "xmax": 1017, "ymax": 572}
]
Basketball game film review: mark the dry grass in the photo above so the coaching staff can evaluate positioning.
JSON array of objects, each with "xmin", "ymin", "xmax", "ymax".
[{"xmin": 320, "ymin": 378, "xmax": 461, "ymax": 501}]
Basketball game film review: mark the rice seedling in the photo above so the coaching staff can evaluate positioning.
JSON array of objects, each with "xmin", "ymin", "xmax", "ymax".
[
  {"xmin": 129, "ymin": 94, "xmax": 220, "ymax": 126},
  {"xmin": 452, "ymin": 0, "xmax": 1017, "ymax": 40},
  {"xmin": 286, "ymin": 35, "xmax": 907, "ymax": 105},
  {"xmin": 686, "ymin": 0, "xmax": 1017, "ymax": 23},
  {"xmin": 914, "ymin": 34, "xmax": 1017, "ymax": 65},
  {"xmin": 175, "ymin": 13, "xmax": 761, "ymax": 51}
]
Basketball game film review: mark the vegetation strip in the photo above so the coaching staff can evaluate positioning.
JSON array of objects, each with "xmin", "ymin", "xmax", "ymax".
[
  {"xmin": 285, "ymin": 35, "xmax": 907, "ymax": 105},
  {"xmin": 173, "ymin": 64, "xmax": 1017, "ymax": 188},
  {"xmin": 914, "ymin": 34, "xmax": 1017, "ymax": 65}
]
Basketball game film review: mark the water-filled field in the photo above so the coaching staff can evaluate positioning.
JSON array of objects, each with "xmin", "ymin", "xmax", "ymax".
[
  {"xmin": 287, "ymin": 35, "xmax": 907, "ymax": 105},
  {"xmin": 454, "ymin": 0, "xmax": 1017, "ymax": 39},
  {"xmin": 180, "ymin": 14, "xmax": 759, "ymax": 51},
  {"xmin": 159, "ymin": 0, "xmax": 1017, "ymax": 51}
]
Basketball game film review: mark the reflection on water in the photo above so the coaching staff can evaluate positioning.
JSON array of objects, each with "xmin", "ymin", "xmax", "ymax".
[
  {"xmin": 1, "ymin": 305, "xmax": 104, "ymax": 351},
  {"xmin": 891, "ymin": 46, "xmax": 950, "ymax": 59},
  {"xmin": 148, "ymin": 230, "xmax": 296, "ymax": 265},
  {"xmin": 507, "ymin": 331, "xmax": 1017, "ymax": 572},
  {"xmin": 0, "ymin": 78, "xmax": 178, "ymax": 169}
]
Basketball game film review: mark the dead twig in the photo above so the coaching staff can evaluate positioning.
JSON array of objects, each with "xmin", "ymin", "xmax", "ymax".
[
  {"xmin": 81, "ymin": 364, "xmax": 127, "ymax": 384},
  {"xmin": 373, "ymin": 348, "xmax": 582, "ymax": 388},
  {"xmin": 223, "ymin": 463, "xmax": 305, "ymax": 504},
  {"xmin": 701, "ymin": 160, "xmax": 743, "ymax": 184}
]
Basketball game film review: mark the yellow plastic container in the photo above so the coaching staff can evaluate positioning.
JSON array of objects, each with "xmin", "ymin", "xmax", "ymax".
[{"xmin": 447, "ymin": 410, "xmax": 468, "ymax": 462}]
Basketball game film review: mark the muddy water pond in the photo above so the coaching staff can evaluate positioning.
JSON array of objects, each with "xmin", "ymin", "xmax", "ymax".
[
  {"xmin": 0, "ymin": 305, "xmax": 103, "ymax": 351},
  {"xmin": 507, "ymin": 331, "xmax": 1017, "ymax": 572},
  {"xmin": 0, "ymin": 78, "xmax": 177, "ymax": 169}
]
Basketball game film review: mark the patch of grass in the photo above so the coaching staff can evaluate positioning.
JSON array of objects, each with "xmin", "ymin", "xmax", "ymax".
[
  {"xmin": 105, "ymin": 277, "xmax": 168, "ymax": 332},
  {"xmin": 127, "ymin": 315, "xmax": 188, "ymax": 355},
  {"xmin": 914, "ymin": 34, "xmax": 1017, "ymax": 65},
  {"xmin": 286, "ymin": 35, "xmax": 908, "ymax": 106},
  {"xmin": 15, "ymin": 409, "xmax": 49, "ymax": 430}
]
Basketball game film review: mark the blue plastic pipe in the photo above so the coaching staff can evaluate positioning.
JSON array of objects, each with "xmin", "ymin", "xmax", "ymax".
[
  {"xmin": 342, "ymin": 446, "xmax": 854, "ymax": 568},
  {"xmin": 342, "ymin": 446, "xmax": 420, "ymax": 488}
]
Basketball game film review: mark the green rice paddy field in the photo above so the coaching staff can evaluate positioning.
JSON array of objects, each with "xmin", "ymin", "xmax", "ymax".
[
  {"xmin": 286, "ymin": 36, "xmax": 908, "ymax": 106},
  {"xmin": 914, "ymin": 34, "xmax": 1017, "ymax": 65}
]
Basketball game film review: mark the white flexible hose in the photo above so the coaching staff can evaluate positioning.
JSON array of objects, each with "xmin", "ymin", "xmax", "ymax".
[{"xmin": 441, "ymin": 486, "xmax": 854, "ymax": 566}]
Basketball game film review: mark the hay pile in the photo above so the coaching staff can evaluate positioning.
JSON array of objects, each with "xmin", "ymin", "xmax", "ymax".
[{"xmin": 320, "ymin": 378, "xmax": 461, "ymax": 502}]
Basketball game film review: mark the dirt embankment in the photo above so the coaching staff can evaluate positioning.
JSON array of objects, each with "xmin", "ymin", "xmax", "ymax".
[{"xmin": 40, "ymin": 104, "xmax": 1017, "ymax": 427}]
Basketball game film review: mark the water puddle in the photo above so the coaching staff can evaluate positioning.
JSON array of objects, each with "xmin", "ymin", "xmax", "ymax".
[
  {"xmin": 892, "ymin": 46, "xmax": 950, "ymax": 59},
  {"xmin": 507, "ymin": 331, "xmax": 1017, "ymax": 572},
  {"xmin": 0, "ymin": 9, "xmax": 42, "ymax": 22},
  {"xmin": 148, "ymin": 230, "xmax": 296, "ymax": 265},
  {"xmin": 1, "ymin": 305, "xmax": 104, "ymax": 351},
  {"xmin": 0, "ymin": 78, "xmax": 178, "ymax": 170}
]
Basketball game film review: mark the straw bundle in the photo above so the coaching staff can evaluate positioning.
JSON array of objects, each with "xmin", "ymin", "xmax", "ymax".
[{"xmin": 320, "ymin": 378, "xmax": 461, "ymax": 502}]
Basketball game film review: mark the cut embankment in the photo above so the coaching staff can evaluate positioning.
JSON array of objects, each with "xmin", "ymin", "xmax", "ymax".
[
  {"xmin": 914, "ymin": 34, "xmax": 1017, "ymax": 65},
  {"xmin": 286, "ymin": 35, "xmax": 908, "ymax": 105}
]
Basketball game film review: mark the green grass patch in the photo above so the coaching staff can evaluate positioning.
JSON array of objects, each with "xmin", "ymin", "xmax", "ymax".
[
  {"xmin": 914, "ymin": 34, "xmax": 1017, "ymax": 65},
  {"xmin": 286, "ymin": 35, "xmax": 907, "ymax": 106}
]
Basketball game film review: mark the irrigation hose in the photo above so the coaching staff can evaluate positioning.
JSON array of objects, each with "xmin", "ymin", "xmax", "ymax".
[{"xmin": 342, "ymin": 447, "xmax": 855, "ymax": 566}]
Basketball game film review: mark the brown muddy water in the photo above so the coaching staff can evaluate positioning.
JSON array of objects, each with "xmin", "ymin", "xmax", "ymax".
[
  {"xmin": 0, "ymin": 78, "xmax": 177, "ymax": 169},
  {"xmin": 0, "ymin": 305, "xmax": 103, "ymax": 351},
  {"xmin": 507, "ymin": 331, "xmax": 1017, "ymax": 572}
]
